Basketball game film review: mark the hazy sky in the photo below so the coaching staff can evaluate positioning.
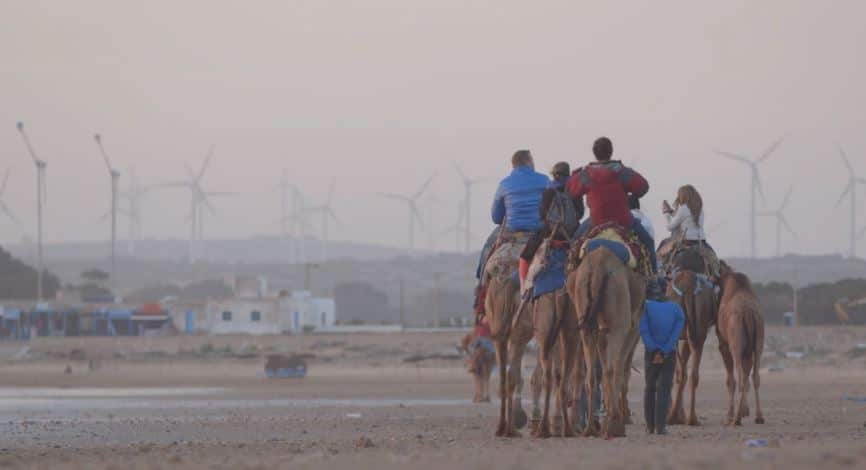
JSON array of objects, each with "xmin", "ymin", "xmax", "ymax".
[{"xmin": 2, "ymin": 0, "xmax": 865, "ymax": 258}]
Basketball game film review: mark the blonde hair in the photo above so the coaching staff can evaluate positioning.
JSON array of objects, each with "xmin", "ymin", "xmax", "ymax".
[{"xmin": 675, "ymin": 185, "xmax": 703, "ymax": 225}]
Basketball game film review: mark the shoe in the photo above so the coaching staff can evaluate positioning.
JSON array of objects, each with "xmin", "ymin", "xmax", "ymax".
[
  {"xmin": 646, "ymin": 427, "xmax": 655, "ymax": 435},
  {"xmin": 655, "ymin": 428, "xmax": 668, "ymax": 436}
]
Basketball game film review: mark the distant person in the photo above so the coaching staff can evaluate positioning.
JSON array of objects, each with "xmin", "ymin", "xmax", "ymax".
[
  {"xmin": 640, "ymin": 284, "xmax": 685, "ymax": 435},
  {"xmin": 473, "ymin": 150, "xmax": 549, "ymax": 318}
]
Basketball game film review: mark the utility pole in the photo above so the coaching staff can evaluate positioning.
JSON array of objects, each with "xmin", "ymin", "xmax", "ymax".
[{"xmin": 398, "ymin": 278, "xmax": 405, "ymax": 330}]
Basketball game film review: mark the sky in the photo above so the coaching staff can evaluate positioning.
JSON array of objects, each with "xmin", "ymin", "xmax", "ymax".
[{"xmin": 1, "ymin": 0, "xmax": 865, "ymax": 258}]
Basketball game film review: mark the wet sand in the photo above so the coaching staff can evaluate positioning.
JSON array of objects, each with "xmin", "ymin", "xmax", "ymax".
[{"xmin": 1, "ymin": 327, "xmax": 865, "ymax": 469}]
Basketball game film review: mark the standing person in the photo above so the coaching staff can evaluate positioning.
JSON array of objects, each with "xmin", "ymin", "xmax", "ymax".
[
  {"xmin": 567, "ymin": 137, "xmax": 657, "ymax": 275},
  {"xmin": 473, "ymin": 150, "xmax": 549, "ymax": 317},
  {"xmin": 640, "ymin": 284, "xmax": 686, "ymax": 435}
]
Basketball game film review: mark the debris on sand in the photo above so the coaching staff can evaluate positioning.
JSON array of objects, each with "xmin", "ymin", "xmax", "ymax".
[
  {"xmin": 403, "ymin": 352, "xmax": 462, "ymax": 363},
  {"xmin": 355, "ymin": 436, "xmax": 376, "ymax": 449}
]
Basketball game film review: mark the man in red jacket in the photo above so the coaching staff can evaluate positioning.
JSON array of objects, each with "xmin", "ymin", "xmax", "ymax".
[{"xmin": 567, "ymin": 136, "xmax": 657, "ymax": 273}]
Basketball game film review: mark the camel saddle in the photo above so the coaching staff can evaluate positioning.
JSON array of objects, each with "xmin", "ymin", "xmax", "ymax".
[
  {"xmin": 484, "ymin": 231, "xmax": 533, "ymax": 282},
  {"xmin": 659, "ymin": 237, "xmax": 720, "ymax": 279},
  {"xmin": 568, "ymin": 222, "xmax": 652, "ymax": 276}
]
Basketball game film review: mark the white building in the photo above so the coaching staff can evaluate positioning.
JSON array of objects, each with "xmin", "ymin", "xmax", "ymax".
[{"xmin": 200, "ymin": 290, "xmax": 335, "ymax": 335}]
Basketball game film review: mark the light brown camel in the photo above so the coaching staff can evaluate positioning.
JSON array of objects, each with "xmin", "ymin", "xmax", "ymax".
[
  {"xmin": 567, "ymin": 247, "xmax": 645, "ymax": 438},
  {"xmin": 459, "ymin": 332, "xmax": 495, "ymax": 403},
  {"xmin": 526, "ymin": 289, "xmax": 579, "ymax": 438},
  {"xmin": 666, "ymin": 269, "xmax": 717, "ymax": 426},
  {"xmin": 716, "ymin": 262, "xmax": 765, "ymax": 426},
  {"xmin": 485, "ymin": 263, "xmax": 532, "ymax": 437}
]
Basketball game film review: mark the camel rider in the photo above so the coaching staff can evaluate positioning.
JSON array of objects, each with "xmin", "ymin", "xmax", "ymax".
[
  {"xmin": 640, "ymin": 282, "xmax": 685, "ymax": 435},
  {"xmin": 567, "ymin": 136, "xmax": 658, "ymax": 275},
  {"xmin": 519, "ymin": 161, "xmax": 584, "ymax": 282},
  {"xmin": 661, "ymin": 184, "xmax": 720, "ymax": 277},
  {"xmin": 473, "ymin": 150, "xmax": 550, "ymax": 317}
]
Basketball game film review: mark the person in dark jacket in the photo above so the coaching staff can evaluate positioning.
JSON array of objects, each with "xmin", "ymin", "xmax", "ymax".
[
  {"xmin": 519, "ymin": 161, "xmax": 584, "ymax": 279},
  {"xmin": 640, "ymin": 284, "xmax": 686, "ymax": 435},
  {"xmin": 567, "ymin": 137, "xmax": 657, "ymax": 273}
]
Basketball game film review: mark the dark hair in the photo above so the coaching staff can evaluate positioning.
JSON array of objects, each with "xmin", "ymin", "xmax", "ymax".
[
  {"xmin": 551, "ymin": 161, "xmax": 570, "ymax": 180},
  {"xmin": 628, "ymin": 194, "xmax": 640, "ymax": 210},
  {"xmin": 511, "ymin": 150, "xmax": 533, "ymax": 168},
  {"xmin": 592, "ymin": 137, "xmax": 613, "ymax": 161}
]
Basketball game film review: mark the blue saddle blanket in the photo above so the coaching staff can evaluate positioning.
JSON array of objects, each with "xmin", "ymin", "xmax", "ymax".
[
  {"xmin": 532, "ymin": 247, "xmax": 568, "ymax": 298},
  {"xmin": 584, "ymin": 239, "xmax": 630, "ymax": 265}
]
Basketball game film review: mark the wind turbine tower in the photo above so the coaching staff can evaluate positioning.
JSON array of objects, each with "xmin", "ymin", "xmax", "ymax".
[
  {"xmin": 16, "ymin": 122, "xmax": 47, "ymax": 302},
  {"xmin": 454, "ymin": 163, "xmax": 482, "ymax": 253},
  {"xmin": 836, "ymin": 145, "xmax": 866, "ymax": 258},
  {"xmin": 94, "ymin": 134, "xmax": 120, "ymax": 282},
  {"xmin": 714, "ymin": 135, "xmax": 785, "ymax": 259},
  {"xmin": 758, "ymin": 186, "xmax": 795, "ymax": 257}
]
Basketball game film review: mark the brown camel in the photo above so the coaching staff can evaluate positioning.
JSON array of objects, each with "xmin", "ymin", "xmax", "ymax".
[
  {"xmin": 526, "ymin": 289, "xmax": 579, "ymax": 438},
  {"xmin": 485, "ymin": 264, "xmax": 532, "ymax": 437},
  {"xmin": 459, "ymin": 332, "xmax": 495, "ymax": 403},
  {"xmin": 666, "ymin": 269, "xmax": 717, "ymax": 426},
  {"xmin": 567, "ymin": 247, "xmax": 645, "ymax": 438},
  {"xmin": 716, "ymin": 262, "xmax": 765, "ymax": 426}
]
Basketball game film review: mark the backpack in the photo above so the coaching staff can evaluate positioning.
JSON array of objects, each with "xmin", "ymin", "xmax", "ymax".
[{"xmin": 546, "ymin": 189, "xmax": 579, "ymax": 238}]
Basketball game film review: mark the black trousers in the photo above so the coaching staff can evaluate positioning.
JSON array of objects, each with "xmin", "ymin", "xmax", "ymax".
[{"xmin": 644, "ymin": 348, "xmax": 675, "ymax": 433}]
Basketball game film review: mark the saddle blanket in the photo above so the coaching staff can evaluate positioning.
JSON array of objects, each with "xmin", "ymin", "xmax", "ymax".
[{"xmin": 532, "ymin": 246, "xmax": 569, "ymax": 298}]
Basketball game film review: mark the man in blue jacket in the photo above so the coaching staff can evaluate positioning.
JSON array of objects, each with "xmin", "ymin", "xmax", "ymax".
[
  {"xmin": 640, "ymin": 284, "xmax": 685, "ymax": 435},
  {"xmin": 473, "ymin": 150, "xmax": 549, "ymax": 317}
]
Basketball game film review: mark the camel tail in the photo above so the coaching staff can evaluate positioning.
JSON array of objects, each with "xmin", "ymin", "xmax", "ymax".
[
  {"xmin": 678, "ymin": 271, "xmax": 699, "ymax": 345},
  {"xmin": 581, "ymin": 261, "xmax": 609, "ymax": 330},
  {"xmin": 752, "ymin": 313, "xmax": 765, "ymax": 373}
]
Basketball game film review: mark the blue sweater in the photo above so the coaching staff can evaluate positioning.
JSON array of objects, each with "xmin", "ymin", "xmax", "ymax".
[
  {"xmin": 640, "ymin": 300, "xmax": 686, "ymax": 355},
  {"xmin": 491, "ymin": 166, "xmax": 550, "ymax": 232}
]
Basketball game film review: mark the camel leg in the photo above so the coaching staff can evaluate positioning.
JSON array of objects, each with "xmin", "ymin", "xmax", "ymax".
[
  {"xmin": 505, "ymin": 335, "xmax": 528, "ymax": 437},
  {"xmin": 686, "ymin": 340, "xmax": 704, "ymax": 426},
  {"xmin": 495, "ymin": 339, "xmax": 508, "ymax": 436},
  {"xmin": 718, "ymin": 340, "xmax": 736, "ymax": 425},
  {"xmin": 482, "ymin": 360, "xmax": 492, "ymax": 402},
  {"xmin": 572, "ymin": 336, "xmax": 586, "ymax": 435},
  {"xmin": 559, "ymin": 325, "xmax": 578, "ymax": 438},
  {"xmin": 529, "ymin": 360, "xmax": 542, "ymax": 434},
  {"xmin": 668, "ymin": 340, "xmax": 689, "ymax": 425},
  {"xmin": 734, "ymin": 353, "xmax": 752, "ymax": 426},
  {"xmin": 753, "ymin": 358, "xmax": 765, "ymax": 424},
  {"xmin": 621, "ymin": 328, "xmax": 640, "ymax": 425},
  {"xmin": 536, "ymin": 343, "xmax": 554, "ymax": 438},
  {"xmin": 580, "ymin": 329, "xmax": 600, "ymax": 437}
]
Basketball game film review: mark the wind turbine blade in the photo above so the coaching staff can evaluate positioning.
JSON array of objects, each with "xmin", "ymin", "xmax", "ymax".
[
  {"xmin": 198, "ymin": 146, "xmax": 215, "ymax": 179},
  {"xmin": 713, "ymin": 150, "xmax": 751, "ymax": 164},
  {"xmin": 0, "ymin": 201, "xmax": 18, "ymax": 223},
  {"xmin": 412, "ymin": 175, "xmax": 435, "ymax": 200},
  {"xmin": 838, "ymin": 145, "xmax": 854, "ymax": 173},
  {"xmin": 780, "ymin": 215, "xmax": 796, "ymax": 238},
  {"xmin": 16, "ymin": 122, "xmax": 41, "ymax": 165},
  {"xmin": 453, "ymin": 161, "xmax": 468, "ymax": 182},
  {"xmin": 0, "ymin": 168, "xmax": 9, "ymax": 194},
  {"xmin": 756, "ymin": 134, "xmax": 786, "ymax": 164},
  {"xmin": 411, "ymin": 205, "xmax": 425, "ymax": 230},
  {"xmin": 835, "ymin": 183, "xmax": 851, "ymax": 208},
  {"xmin": 184, "ymin": 164, "xmax": 197, "ymax": 180},
  {"xmin": 780, "ymin": 186, "xmax": 793, "ymax": 210},
  {"xmin": 93, "ymin": 133, "xmax": 115, "ymax": 172},
  {"xmin": 754, "ymin": 168, "xmax": 766, "ymax": 200},
  {"xmin": 377, "ymin": 192, "xmax": 409, "ymax": 201}
]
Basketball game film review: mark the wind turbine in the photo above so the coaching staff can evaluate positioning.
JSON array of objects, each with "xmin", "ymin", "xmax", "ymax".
[
  {"xmin": 303, "ymin": 180, "xmax": 340, "ymax": 262},
  {"xmin": 277, "ymin": 170, "xmax": 305, "ymax": 263},
  {"xmin": 758, "ymin": 186, "xmax": 795, "ymax": 257},
  {"xmin": 16, "ymin": 122, "xmax": 47, "ymax": 302},
  {"xmin": 0, "ymin": 168, "xmax": 19, "ymax": 225},
  {"xmin": 714, "ymin": 135, "xmax": 786, "ymax": 259},
  {"xmin": 119, "ymin": 168, "xmax": 153, "ymax": 257},
  {"xmin": 454, "ymin": 163, "xmax": 483, "ymax": 253},
  {"xmin": 157, "ymin": 147, "xmax": 234, "ymax": 263},
  {"xmin": 378, "ymin": 175, "xmax": 434, "ymax": 251},
  {"xmin": 835, "ymin": 145, "xmax": 866, "ymax": 258},
  {"xmin": 93, "ymin": 134, "xmax": 120, "ymax": 283}
]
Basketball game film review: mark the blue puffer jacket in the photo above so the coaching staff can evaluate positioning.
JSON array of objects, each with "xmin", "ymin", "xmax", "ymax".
[
  {"xmin": 640, "ymin": 300, "xmax": 686, "ymax": 355},
  {"xmin": 491, "ymin": 166, "xmax": 550, "ymax": 232}
]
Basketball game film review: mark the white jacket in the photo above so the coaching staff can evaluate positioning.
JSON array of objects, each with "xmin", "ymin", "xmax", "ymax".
[
  {"xmin": 631, "ymin": 209, "xmax": 655, "ymax": 241},
  {"xmin": 665, "ymin": 205, "xmax": 705, "ymax": 241}
]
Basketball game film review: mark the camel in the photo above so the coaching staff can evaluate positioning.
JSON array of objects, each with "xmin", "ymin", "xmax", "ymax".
[
  {"xmin": 485, "ymin": 254, "xmax": 532, "ymax": 437},
  {"xmin": 567, "ymin": 247, "xmax": 645, "ymax": 438},
  {"xmin": 459, "ymin": 332, "xmax": 495, "ymax": 403},
  {"xmin": 526, "ymin": 289, "xmax": 579, "ymax": 438},
  {"xmin": 665, "ymin": 252, "xmax": 718, "ymax": 426},
  {"xmin": 716, "ymin": 261, "xmax": 765, "ymax": 426}
]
